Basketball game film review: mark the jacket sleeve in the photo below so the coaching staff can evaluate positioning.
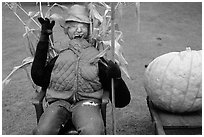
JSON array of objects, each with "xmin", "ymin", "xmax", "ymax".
[
  {"xmin": 113, "ymin": 78, "xmax": 131, "ymax": 108},
  {"xmin": 98, "ymin": 58, "xmax": 131, "ymax": 108},
  {"xmin": 31, "ymin": 39, "xmax": 57, "ymax": 88}
]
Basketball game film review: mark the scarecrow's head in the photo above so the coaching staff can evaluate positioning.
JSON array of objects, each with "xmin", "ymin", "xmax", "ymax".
[{"xmin": 62, "ymin": 4, "xmax": 90, "ymax": 40}]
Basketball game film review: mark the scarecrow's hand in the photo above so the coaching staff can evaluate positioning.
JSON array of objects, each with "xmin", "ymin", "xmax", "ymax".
[
  {"xmin": 107, "ymin": 60, "xmax": 121, "ymax": 79},
  {"xmin": 38, "ymin": 17, "xmax": 55, "ymax": 35}
]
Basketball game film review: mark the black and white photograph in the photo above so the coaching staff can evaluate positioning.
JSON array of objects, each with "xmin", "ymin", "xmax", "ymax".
[{"xmin": 2, "ymin": 2, "xmax": 202, "ymax": 135}]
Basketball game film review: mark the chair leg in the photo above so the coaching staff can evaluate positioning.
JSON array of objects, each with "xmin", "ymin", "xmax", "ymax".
[
  {"xmin": 33, "ymin": 102, "xmax": 44, "ymax": 123},
  {"xmin": 101, "ymin": 103, "xmax": 107, "ymax": 134},
  {"xmin": 32, "ymin": 89, "xmax": 46, "ymax": 123},
  {"xmin": 101, "ymin": 90, "xmax": 109, "ymax": 134}
]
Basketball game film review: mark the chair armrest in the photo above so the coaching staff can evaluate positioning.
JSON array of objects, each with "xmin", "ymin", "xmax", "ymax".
[{"xmin": 31, "ymin": 89, "xmax": 46, "ymax": 105}]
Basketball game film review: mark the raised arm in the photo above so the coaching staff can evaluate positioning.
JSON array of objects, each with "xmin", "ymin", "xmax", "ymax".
[{"xmin": 31, "ymin": 18, "xmax": 55, "ymax": 88}]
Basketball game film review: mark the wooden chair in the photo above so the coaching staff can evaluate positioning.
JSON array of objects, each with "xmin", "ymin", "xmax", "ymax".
[{"xmin": 32, "ymin": 89, "xmax": 110, "ymax": 135}]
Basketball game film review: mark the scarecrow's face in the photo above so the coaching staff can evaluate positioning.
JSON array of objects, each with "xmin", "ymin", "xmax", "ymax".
[{"xmin": 65, "ymin": 21, "xmax": 89, "ymax": 40}]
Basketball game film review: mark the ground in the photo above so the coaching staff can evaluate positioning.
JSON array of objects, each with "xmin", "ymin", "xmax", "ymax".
[{"xmin": 2, "ymin": 2, "xmax": 202, "ymax": 135}]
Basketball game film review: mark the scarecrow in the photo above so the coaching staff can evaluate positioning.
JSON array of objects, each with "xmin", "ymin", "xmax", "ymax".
[{"xmin": 31, "ymin": 4, "xmax": 130, "ymax": 135}]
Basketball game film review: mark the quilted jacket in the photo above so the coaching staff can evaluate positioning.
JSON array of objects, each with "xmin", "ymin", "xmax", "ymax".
[{"xmin": 46, "ymin": 39, "xmax": 103, "ymax": 102}]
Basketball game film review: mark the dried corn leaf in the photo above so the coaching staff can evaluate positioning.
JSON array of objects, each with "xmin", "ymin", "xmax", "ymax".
[
  {"xmin": 89, "ymin": 3, "xmax": 103, "ymax": 22},
  {"xmin": 6, "ymin": 2, "xmax": 18, "ymax": 13},
  {"xmin": 2, "ymin": 57, "xmax": 34, "ymax": 89},
  {"xmin": 25, "ymin": 34, "xmax": 36, "ymax": 57}
]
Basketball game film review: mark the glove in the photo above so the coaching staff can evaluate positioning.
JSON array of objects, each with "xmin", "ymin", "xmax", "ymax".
[
  {"xmin": 99, "ymin": 57, "xmax": 121, "ymax": 79},
  {"xmin": 38, "ymin": 17, "xmax": 55, "ymax": 36},
  {"xmin": 107, "ymin": 60, "xmax": 121, "ymax": 79}
]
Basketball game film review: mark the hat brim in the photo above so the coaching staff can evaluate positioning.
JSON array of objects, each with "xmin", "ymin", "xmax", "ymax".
[{"xmin": 65, "ymin": 15, "xmax": 90, "ymax": 24}]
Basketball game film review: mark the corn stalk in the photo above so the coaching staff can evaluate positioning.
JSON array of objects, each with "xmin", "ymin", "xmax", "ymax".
[
  {"xmin": 3, "ymin": 2, "xmax": 65, "ymax": 89},
  {"xmin": 111, "ymin": 3, "xmax": 116, "ymax": 135}
]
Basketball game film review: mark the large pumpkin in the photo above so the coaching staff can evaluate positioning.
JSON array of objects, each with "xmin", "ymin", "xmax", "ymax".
[{"xmin": 144, "ymin": 47, "xmax": 202, "ymax": 113}]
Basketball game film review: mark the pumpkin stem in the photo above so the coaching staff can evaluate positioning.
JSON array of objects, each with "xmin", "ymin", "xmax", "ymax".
[{"xmin": 186, "ymin": 47, "xmax": 191, "ymax": 51}]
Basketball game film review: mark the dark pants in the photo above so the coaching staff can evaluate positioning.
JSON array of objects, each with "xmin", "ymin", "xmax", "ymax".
[{"xmin": 33, "ymin": 100, "xmax": 104, "ymax": 135}]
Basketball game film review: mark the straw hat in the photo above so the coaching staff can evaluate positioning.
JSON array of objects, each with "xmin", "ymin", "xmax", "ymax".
[{"xmin": 65, "ymin": 4, "xmax": 90, "ymax": 24}]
